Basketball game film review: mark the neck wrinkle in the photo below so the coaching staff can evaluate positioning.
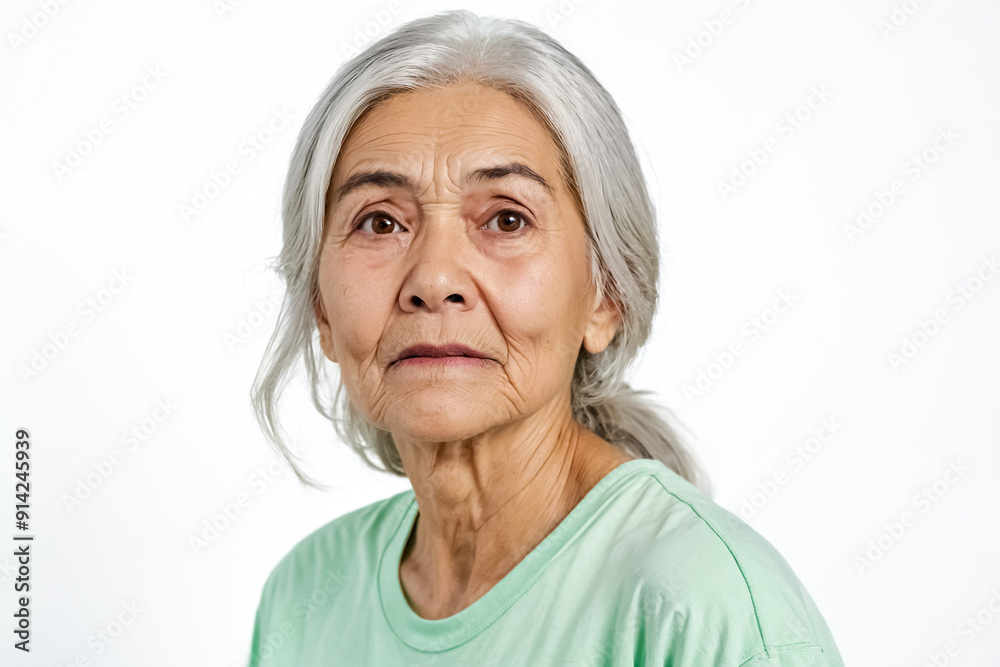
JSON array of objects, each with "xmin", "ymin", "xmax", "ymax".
[{"xmin": 398, "ymin": 419, "xmax": 632, "ymax": 619}]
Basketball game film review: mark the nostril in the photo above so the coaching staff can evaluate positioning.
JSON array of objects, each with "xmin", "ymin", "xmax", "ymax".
[{"xmin": 404, "ymin": 290, "xmax": 467, "ymax": 311}]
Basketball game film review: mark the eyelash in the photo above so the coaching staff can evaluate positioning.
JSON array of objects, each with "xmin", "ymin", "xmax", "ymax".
[{"xmin": 354, "ymin": 208, "xmax": 532, "ymax": 234}]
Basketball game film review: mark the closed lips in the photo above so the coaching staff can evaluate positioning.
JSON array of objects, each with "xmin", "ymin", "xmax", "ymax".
[{"xmin": 393, "ymin": 344, "xmax": 490, "ymax": 364}]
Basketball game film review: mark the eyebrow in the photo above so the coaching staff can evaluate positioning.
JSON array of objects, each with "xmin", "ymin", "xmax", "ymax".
[
  {"xmin": 334, "ymin": 161, "xmax": 554, "ymax": 202},
  {"xmin": 335, "ymin": 170, "xmax": 415, "ymax": 202},
  {"xmin": 467, "ymin": 162, "xmax": 554, "ymax": 193}
]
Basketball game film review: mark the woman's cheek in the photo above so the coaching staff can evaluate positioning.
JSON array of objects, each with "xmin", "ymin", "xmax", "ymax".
[
  {"xmin": 324, "ymin": 268, "xmax": 388, "ymax": 366},
  {"xmin": 496, "ymin": 260, "xmax": 566, "ymax": 334}
]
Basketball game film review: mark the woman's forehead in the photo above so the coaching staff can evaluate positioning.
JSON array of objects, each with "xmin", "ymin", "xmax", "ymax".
[{"xmin": 330, "ymin": 82, "xmax": 564, "ymax": 191}]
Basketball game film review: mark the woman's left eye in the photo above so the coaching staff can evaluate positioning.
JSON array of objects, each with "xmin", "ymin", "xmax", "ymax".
[{"xmin": 484, "ymin": 210, "xmax": 530, "ymax": 233}]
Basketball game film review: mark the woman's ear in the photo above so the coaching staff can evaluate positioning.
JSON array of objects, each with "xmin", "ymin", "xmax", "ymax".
[
  {"xmin": 314, "ymin": 298, "xmax": 338, "ymax": 363},
  {"xmin": 582, "ymin": 290, "xmax": 621, "ymax": 354}
]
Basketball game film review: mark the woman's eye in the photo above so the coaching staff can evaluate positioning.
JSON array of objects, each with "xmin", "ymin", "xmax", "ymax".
[
  {"xmin": 485, "ymin": 210, "xmax": 529, "ymax": 233},
  {"xmin": 358, "ymin": 212, "xmax": 404, "ymax": 234}
]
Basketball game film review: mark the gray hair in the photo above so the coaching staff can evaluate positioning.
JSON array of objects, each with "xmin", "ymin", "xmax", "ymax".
[{"xmin": 250, "ymin": 9, "xmax": 709, "ymax": 493}]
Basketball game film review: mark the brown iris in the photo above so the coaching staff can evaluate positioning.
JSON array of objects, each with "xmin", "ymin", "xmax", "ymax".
[
  {"xmin": 372, "ymin": 214, "xmax": 396, "ymax": 234},
  {"xmin": 496, "ymin": 211, "xmax": 523, "ymax": 232}
]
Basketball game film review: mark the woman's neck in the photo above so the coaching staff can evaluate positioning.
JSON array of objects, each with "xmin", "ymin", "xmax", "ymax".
[{"xmin": 395, "ymin": 416, "xmax": 634, "ymax": 620}]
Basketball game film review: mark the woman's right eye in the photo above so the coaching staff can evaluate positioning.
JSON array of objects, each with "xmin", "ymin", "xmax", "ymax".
[{"xmin": 357, "ymin": 211, "xmax": 406, "ymax": 234}]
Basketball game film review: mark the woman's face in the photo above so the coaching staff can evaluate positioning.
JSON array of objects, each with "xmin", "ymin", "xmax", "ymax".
[{"xmin": 315, "ymin": 81, "xmax": 618, "ymax": 443}]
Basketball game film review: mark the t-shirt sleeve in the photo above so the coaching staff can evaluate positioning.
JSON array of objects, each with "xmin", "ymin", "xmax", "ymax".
[
  {"xmin": 247, "ymin": 567, "xmax": 277, "ymax": 667},
  {"xmin": 738, "ymin": 643, "xmax": 840, "ymax": 666},
  {"xmin": 633, "ymin": 472, "xmax": 845, "ymax": 667},
  {"xmin": 247, "ymin": 591, "xmax": 266, "ymax": 667},
  {"xmin": 245, "ymin": 559, "xmax": 301, "ymax": 667}
]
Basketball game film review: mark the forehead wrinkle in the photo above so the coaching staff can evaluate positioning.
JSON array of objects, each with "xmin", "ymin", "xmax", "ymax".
[{"xmin": 335, "ymin": 90, "xmax": 568, "ymax": 205}]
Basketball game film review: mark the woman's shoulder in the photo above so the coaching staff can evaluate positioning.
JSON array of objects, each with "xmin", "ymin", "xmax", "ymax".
[
  {"xmin": 609, "ymin": 459, "xmax": 807, "ymax": 587},
  {"xmin": 593, "ymin": 459, "xmax": 843, "ymax": 665},
  {"xmin": 258, "ymin": 487, "xmax": 413, "ymax": 598}
]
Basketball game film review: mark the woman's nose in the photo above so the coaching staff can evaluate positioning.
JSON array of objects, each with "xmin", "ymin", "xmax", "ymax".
[{"xmin": 398, "ymin": 217, "xmax": 477, "ymax": 314}]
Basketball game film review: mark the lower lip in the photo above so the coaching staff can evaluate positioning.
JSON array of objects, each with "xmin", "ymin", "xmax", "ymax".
[{"xmin": 393, "ymin": 356, "xmax": 492, "ymax": 367}]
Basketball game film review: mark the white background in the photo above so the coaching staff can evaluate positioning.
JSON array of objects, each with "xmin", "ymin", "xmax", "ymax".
[{"xmin": 2, "ymin": 0, "xmax": 999, "ymax": 665}]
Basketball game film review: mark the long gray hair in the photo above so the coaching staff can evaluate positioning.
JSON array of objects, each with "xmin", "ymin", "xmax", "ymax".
[{"xmin": 250, "ymin": 9, "xmax": 709, "ymax": 493}]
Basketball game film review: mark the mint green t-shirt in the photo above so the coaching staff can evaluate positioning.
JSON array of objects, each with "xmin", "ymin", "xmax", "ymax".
[{"xmin": 248, "ymin": 458, "xmax": 843, "ymax": 666}]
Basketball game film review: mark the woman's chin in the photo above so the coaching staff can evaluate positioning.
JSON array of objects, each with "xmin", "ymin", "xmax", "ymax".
[
  {"xmin": 381, "ymin": 395, "xmax": 510, "ymax": 444},
  {"xmin": 389, "ymin": 418, "xmax": 493, "ymax": 445}
]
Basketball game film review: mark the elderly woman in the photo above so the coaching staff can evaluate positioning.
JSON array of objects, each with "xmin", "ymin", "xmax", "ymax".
[{"xmin": 247, "ymin": 10, "xmax": 841, "ymax": 667}]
